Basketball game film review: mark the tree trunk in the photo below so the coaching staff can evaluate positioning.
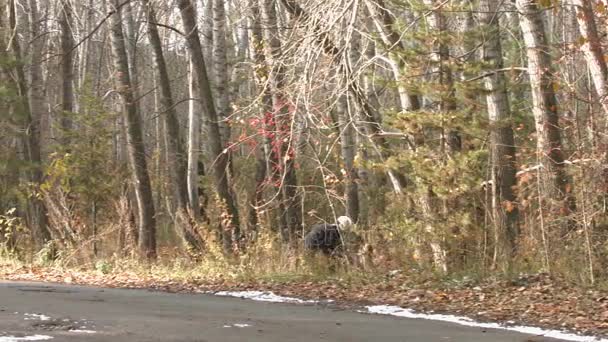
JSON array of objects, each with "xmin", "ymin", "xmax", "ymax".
[
  {"xmin": 516, "ymin": 0, "xmax": 574, "ymax": 224},
  {"xmin": 363, "ymin": 0, "xmax": 420, "ymax": 112},
  {"xmin": 143, "ymin": 0, "xmax": 204, "ymax": 252},
  {"xmin": 109, "ymin": 0, "xmax": 157, "ymax": 260},
  {"xmin": 259, "ymin": 0, "xmax": 301, "ymax": 242},
  {"xmin": 478, "ymin": 0, "xmax": 520, "ymax": 267},
  {"xmin": 337, "ymin": 94, "xmax": 360, "ymax": 222},
  {"xmin": 2, "ymin": 0, "xmax": 52, "ymax": 249},
  {"xmin": 27, "ymin": 0, "xmax": 47, "ymax": 149},
  {"xmin": 571, "ymin": 0, "xmax": 608, "ymax": 115},
  {"xmin": 187, "ymin": 57, "xmax": 202, "ymax": 220},
  {"xmin": 178, "ymin": 0, "xmax": 240, "ymax": 254},
  {"xmin": 213, "ymin": 0, "xmax": 231, "ymax": 145},
  {"xmin": 59, "ymin": 0, "xmax": 75, "ymax": 141}
]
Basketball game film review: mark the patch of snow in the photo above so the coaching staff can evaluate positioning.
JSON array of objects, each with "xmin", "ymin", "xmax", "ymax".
[
  {"xmin": 365, "ymin": 305, "xmax": 608, "ymax": 342},
  {"xmin": 222, "ymin": 323, "xmax": 252, "ymax": 328},
  {"xmin": 23, "ymin": 314, "xmax": 50, "ymax": 321},
  {"xmin": 68, "ymin": 330, "xmax": 96, "ymax": 334},
  {"xmin": 0, "ymin": 335, "xmax": 53, "ymax": 341},
  {"xmin": 214, "ymin": 291, "xmax": 316, "ymax": 304}
]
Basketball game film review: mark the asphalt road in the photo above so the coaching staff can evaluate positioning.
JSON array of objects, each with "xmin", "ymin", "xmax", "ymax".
[{"xmin": 0, "ymin": 281, "xmax": 569, "ymax": 342}]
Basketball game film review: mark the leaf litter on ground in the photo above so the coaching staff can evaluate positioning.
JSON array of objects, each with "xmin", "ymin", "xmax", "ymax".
[{"xmin": 0, "ymin": 263, "xmax": 606, "ymax": 340}]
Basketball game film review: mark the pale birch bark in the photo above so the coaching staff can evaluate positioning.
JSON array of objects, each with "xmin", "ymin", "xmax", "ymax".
[
  {"xmin": 187, "ymin": 58, "xmax": 202, "ymax": 219},
  {"xmin": 337, "ymin": 94, "xmax": 360, "ymax": 222},
  {"xmin": 571, "ymin": 0, "xmax": 608, "ymax": 115},
  {"xmin": 363, "ymin": 0, "xmax": 420, "ymax": 112},
  {"xmin": 213, "ymin": 0, "xmax": 231, "ymax": 144},
  {"xmin": 202, "ymin": 0, "xmax": 214, "ymax": 70},
  {"xmin": 178, "ymin": 0, "xmax": 241, "ymax": 253},
  {"xmin": 516, "ymin": 0, "xmax": 574, "ymax": 220},
  {"xmin": 59, "ymin": 0, "xmax": 75, "ymax": 141},
  {"xmin": 109, "ymin": 0, "xmax": 157, "ymax": 260},
  {"xmin": 479, "ymin": 0, "xmax": 519, "ymax": 266}
]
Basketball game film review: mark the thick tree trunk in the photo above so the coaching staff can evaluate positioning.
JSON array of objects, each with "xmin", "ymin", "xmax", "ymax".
[
  {"xmin": 143, "ymin": 0, "xmax": 204, "ymax": 252},
  {"xmin": 109, "ymin": 0, "xmax": 157, "ymax": 260},
  {"xmin": 2, "ymin": 0, "xmax": 52, "ymax": 249},
  {"xmin": 27, "ymin": 0, "xmax": 47, "ymax": 147},
  {"xmin": 247, "ymin": 6, "xmax": 271, "ymax": 234},
  {"xmin": 213, "ymin": 0, "xmax": 231, "ymax": 145},
  {"xmin": 187, "ymin": 58, "xmax": 202, "ymax": 220},
  {"xmin": 178, "ymin": 0, "xmax": 240, "ymax": 254},
  {"xmin": 516, "ymin": 0, "xmax": 574, "ymax": 222},
  {"xmin": 59, "ymin": 0, "xmax": 75, "ymax": 141},
  {"xmin": 478, "ymin": 0, "xmax": 519, "ymax": 266}
]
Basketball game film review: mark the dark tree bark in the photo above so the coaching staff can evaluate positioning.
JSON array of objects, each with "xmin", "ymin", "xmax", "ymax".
[
  {"xmin": 479, "ymin": 0, "xmax": 519, "ymax": 265},
  {"xmin": 109, "ymin": 0, "xmax": 157, "ymax": 260},
  {"xmin": 143, "ymin": 0, "xmax": 205, "ymax": 252},
  {"xmin": 2, "ymin": 0, "xmax": 52, "ymax": 249},
  {"xmin": 177, "ymin": 0, "xmax": 240, "ymax": 254}
]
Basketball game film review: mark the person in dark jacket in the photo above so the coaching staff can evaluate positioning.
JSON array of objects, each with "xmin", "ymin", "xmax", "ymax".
[{"xmin": 304, "ymin": 216, "xmax": 353, "ymax": 255}]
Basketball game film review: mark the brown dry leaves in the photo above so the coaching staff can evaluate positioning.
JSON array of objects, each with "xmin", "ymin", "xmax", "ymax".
[{"xmin": 0, "ymin": 264, "xmax": 605, "ymax": 338}]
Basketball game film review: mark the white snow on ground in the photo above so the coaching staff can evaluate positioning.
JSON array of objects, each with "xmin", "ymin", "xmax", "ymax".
[
  {"xmin": 222, "ymin": 323, "xmax": 252, "ymax": 328},
  {"xmin": 212, "ymin": 290, "xmax": 608, "ymax": 341},
  {"xmin": 366, "ymin": 305, "xmax": 608, "ymax": 342},
  {"xmin": 23, "ymin": 314, "xmax": 50, "ymax": 321},
  {"xmin": 214, "ymin": 291, "xmax": 317, "ymax": 304},
  {"xmin": 0, "ymin": 335, "xmax": 53, "ymax": 341},
  {"xmin": 68, "ymin": 330, "xmax": 96, "ymax": 334}
]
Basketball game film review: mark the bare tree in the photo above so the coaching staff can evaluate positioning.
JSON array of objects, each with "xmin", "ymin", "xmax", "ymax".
[
  {"xmin": 143, "ymin": 0, "xmax": 204, "ymax": 252},
  {"xmin": 259, "ymin": 0, "xmax": 301, "ymax": 242},
  {"xmin": 516, "ymin": 0, "xmax": 574, "ymax": 224},
  {"xmin": 478, "ymin": 0, "xmax": 519, "ymax": 267},
  {"xmin": 178, "ymin": 0, "xmax": 240, "ymax": 253},
  {"xmin": 59, "ymin": 0, "xmax": 75, "ymax": 142},
  {"xmin": 571, "ymin": 0, "xmax": 608, "ymax": 115},
  {"xmin": 1, "ymin": 0, "xmax": 52, "ymax": 249},
  {"xmin": 109, "ymin": 0, "xmax": 157, "ymax": 259}
]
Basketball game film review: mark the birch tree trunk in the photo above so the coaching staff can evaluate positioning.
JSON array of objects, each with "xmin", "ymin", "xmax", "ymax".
[
  {"xmin": 571, "ymin": 0, "xmax": 608, "ymax": 115},
  {"xmin": 516, "ymin": 0, "xmax": 574, "ymax": 224},
  {"xmin": 479, "ymin": 0, "xmax": 519, "ymax": 266},
  {"xmin": 213, "ymin": 0, "xmax": 230, "ymax": 145},
  {"xmin": 109, "ymin": 0, "xmax": 157, "ymax": 260},
  {"xmin": 337, "ymin": 94, "xmax": 360, "ymax": 222},
  {"xmin": 59, "ymin": 0, "xmax": 75, "ymax": 141},
  {"xmin": 178, "ymin": 0, "xmax": 240, "ymax": 253},
  {"xmin": 187, "ymin": 57, "xmax": 202, "ymax": 220},
  {"xmin": 363, "ymin": 0, "xmax": 420, "ymax": 112}
]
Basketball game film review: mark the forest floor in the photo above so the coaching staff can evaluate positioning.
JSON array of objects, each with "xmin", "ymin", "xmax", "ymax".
[{"xmin": 0, "ymin": 261, "xmax": 607, "ymax": 340}]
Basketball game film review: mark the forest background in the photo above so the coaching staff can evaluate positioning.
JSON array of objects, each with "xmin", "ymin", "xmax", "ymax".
[{"xmin": 2, "ymin": 0, "xmax": 608, "ymax": 296}]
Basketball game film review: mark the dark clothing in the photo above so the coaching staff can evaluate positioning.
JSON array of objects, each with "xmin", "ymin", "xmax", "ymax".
[{"xmin": 304, "ymin": 223, "xmax": 343, "ymax": 255}]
